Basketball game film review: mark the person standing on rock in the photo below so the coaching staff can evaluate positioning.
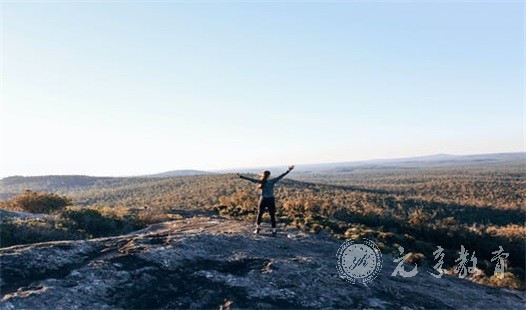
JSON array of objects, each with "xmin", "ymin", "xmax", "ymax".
[{"xmin": 237, "ymin": 165, "xmax": 295, "ymax": 236}]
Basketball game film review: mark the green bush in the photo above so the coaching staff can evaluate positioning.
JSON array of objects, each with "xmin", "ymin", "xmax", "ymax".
[
  {"xmin": 61, "ymin": 208, "xmax": 136, "ymax": 238},
  {"xmin": 0, "ymin": 207, "xmax": 145, "ymax": 248},
  {"xmin": 10, "ymin": 190, "xmax": 73, "ymax": 214},
  {"xmin": 0, "ymin": 217, "xmax": 79, "ymax": 247}
]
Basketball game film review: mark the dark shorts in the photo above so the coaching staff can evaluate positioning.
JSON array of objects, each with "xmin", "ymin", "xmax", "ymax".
[
  {"xmin": 259, "ymin": 197, "xmax": 276, "ymax": 214},
  {"xmin": 256, "ymin": 197, "xmax": 277, "ymax": 227}
]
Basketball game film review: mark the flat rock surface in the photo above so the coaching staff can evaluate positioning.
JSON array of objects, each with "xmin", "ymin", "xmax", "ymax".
[{"xmin": 1, "ymin": 217, "xmax": 524, "ymax": 309}]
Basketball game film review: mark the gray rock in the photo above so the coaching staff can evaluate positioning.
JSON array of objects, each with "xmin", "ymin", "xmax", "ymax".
[{"xmin": 0, "ymin": 217, "xmax": 524, "ymax": 309}]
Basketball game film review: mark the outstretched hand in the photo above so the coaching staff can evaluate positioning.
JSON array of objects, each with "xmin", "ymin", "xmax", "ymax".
[{"xmin": 288, "ymin": 165, "xmax": 295, "ymax": 171}]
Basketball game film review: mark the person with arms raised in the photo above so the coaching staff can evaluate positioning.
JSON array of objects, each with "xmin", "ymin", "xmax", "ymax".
[{"xmin": 237, "ymin": 165, "xmax": 295, "ymax": 236}]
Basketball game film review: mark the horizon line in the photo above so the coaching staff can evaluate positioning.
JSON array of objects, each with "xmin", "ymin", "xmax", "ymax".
[{"xmin": 1, "ymin": 150, "xmax": 524, "ymax": 179}]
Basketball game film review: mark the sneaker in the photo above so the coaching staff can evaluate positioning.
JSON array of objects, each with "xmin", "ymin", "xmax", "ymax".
[{"xmin": 253, "ymin": 227, "xmax": 260, "ymax": 234}]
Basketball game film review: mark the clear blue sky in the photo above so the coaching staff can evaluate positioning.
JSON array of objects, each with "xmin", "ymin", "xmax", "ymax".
[{"xmin": 1, "ymin": 1, "xmax": 524, "ymax": 177}]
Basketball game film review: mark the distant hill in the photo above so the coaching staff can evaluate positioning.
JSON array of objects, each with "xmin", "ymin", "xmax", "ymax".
[
  {"xmin": 0, "ymin": 175, "xmax": 146, "ymax": 200},
  {"xmin": 0, "ymin": 175, "xmax": 121, "ymax": 188},
  {"xmin": 141, "ymin": 170, "xmax": 212, "ymax": 178},
  {"xmin": 216, "ymin": 152, "xmax": 525, "ymax": 174},
  {"xmin": 1, "ymin": 152, "xmax": 523, "ymax": 200},
  {"xmin": 292, "ymin": 152, "xmax": 526, "ymax": 173},
  {"xmin": 0, "ymin": 171, "xmax": 211, "ymax": 200},
  {"xmin": 365, "ymin": 152, "xmax": 525, "ymax": 164},
  {"xmin": 0, "ymin": 175, "xmax": 134, "ymax": 200}
]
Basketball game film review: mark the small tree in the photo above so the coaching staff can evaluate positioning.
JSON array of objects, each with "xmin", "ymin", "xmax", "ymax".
[{"xmin": 10, "ymin": 190, "xmax": 73, "ymax": 214}]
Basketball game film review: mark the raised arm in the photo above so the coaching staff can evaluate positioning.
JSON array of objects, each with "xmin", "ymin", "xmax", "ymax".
[
  {"xmin": 271, "ymin": 165, "xmax": 295, "ymax": 183},
  {"xmin": 237, "ymin": 173, "xmax": 260, "ymax": 183}
]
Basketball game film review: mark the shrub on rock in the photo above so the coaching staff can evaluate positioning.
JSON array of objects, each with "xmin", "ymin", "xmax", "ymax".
[{"xmin": 10, "ymin": 190, "xmax": 73, "ymax": 214}]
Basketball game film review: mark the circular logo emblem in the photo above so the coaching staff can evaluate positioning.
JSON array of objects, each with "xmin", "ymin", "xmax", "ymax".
[{"xmin": 336, "ymin": 238, "xmax": 382, "ymax": 284}]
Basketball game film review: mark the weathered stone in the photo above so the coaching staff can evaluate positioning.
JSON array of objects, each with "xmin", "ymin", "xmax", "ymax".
[{"xmin": 0, "ymin": 217, "xmax": 524, "ymax": 309}]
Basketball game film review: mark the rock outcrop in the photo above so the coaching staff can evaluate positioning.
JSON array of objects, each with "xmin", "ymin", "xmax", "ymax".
[{"xmin": 1, "ymin": 217, "xmax": 524, "ymax": 309}]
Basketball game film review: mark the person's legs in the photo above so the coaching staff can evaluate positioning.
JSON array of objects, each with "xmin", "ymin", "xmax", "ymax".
[
  {"xmin": 268, "ymin": 197, "xmax": 277, "ymax": 233},
  {"xmin": 256, "ymin": 198, "xmax": 268, "ymax": 225},
  {"xmin": 254, "ymin": 197, "xmax": 266, "ymax": 233}
]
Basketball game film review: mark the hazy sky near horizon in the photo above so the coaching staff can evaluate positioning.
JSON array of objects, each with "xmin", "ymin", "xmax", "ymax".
[{"xmin": 1, "ymin": 1, "xmax": 524, "ymax": 177}]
